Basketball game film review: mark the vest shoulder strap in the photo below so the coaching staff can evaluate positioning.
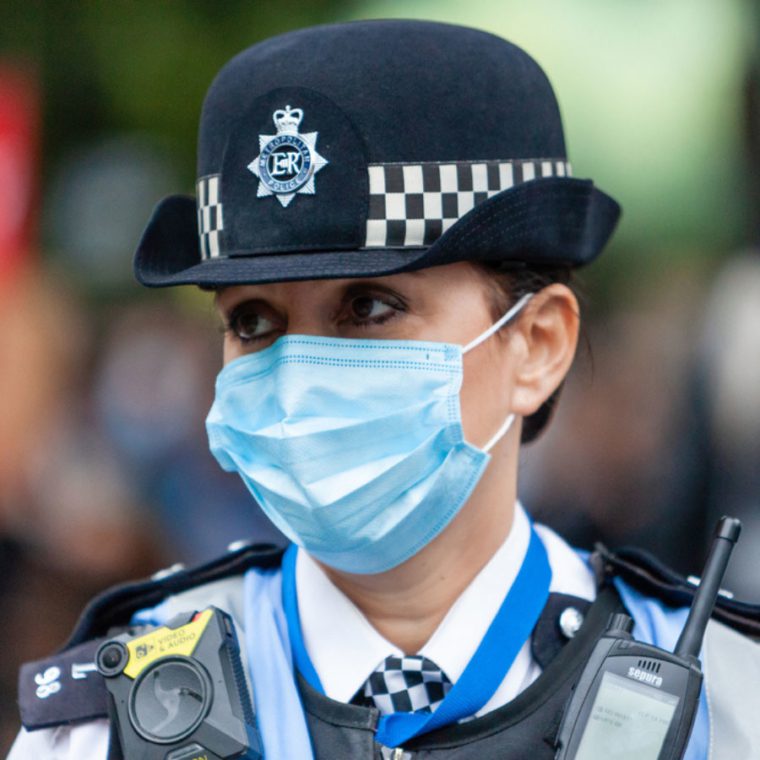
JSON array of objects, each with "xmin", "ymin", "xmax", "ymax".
[
  {"xmin": 65, "ymin": 541, "xmax": 284, "ymax": 648},
  {"xmin": 17, "ymin": 542, "xmax": 284, "ymax": 732},
  {"xmin": 594, "ymin": 544, "xmax": 760, "ymax": 639}
]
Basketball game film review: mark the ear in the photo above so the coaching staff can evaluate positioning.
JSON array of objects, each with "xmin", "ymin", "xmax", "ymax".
[{"xmin": 507, "ymin": 284, "xmax": 579, "ymax": 417}]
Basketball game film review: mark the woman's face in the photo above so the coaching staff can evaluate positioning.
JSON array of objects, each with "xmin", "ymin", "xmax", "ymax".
[{"xmin": 215, "ymin": 261, "xmax": 522, "ymax": 449}]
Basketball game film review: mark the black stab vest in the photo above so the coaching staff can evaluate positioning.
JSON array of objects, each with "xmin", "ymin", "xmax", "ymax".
[
  {"xmin": 17, "ymin": 541, "xmax": 760, "ymax": 757},
  {"xmin": 298, "ymin": 587, "xmax": 623, "ymax": 759}
]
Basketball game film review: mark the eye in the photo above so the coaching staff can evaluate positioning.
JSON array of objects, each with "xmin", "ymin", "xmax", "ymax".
[
  {"xmin": 226, "ymin": 302, "xmax": 277, "ymax": 343},
  {"xmin": 348, "ymin": 296, "xmax": 396, "ymax": 323}
]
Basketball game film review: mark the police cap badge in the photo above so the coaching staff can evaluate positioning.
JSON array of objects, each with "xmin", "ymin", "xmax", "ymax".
[{"xmin": 248, "ymin": 105, "xmax": 328, "ymax": 207}]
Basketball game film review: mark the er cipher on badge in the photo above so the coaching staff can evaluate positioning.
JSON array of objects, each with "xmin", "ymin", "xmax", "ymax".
[{"xmin": 248, "ymin": 105, "xmax": 328, "ymax": 207}]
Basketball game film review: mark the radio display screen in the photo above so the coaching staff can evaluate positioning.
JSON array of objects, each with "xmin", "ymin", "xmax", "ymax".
[{"xmin": 574, "ymin": 670, "xmax": 680, "ymax": 759}]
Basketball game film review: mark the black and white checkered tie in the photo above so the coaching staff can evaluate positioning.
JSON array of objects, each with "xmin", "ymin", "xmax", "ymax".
[{"xmin": 354, "ymin": 654, "xmax": 452, "ymax": 715}]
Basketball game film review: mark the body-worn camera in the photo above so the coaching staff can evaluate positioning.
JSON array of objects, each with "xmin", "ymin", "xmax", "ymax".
[{"xmin": 97, "ymin": 606, "xmax": 262, "ymax": 760}]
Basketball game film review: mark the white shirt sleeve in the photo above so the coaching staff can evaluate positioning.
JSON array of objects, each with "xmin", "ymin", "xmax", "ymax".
[{"xmin": 7, "ymin": 720, "xmax": 110, "ymax": 760}]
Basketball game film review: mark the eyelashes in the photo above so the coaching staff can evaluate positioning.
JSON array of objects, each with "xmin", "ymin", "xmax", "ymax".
[
  {"xmin": 344, "ymin": 295, "xmax": 405, "ymax": 327},
  {"xmin": 339, "ymin": 283, "xmax": 408, "ymax": 327},
  {"xmin": 223, "ymin": 302, "xmax": 277, "ymax": 344}
]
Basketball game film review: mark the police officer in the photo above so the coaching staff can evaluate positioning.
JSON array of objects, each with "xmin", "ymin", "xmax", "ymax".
[{"xmin": 10, "ymin": 19, "xmax": 760, "ymax": 760}]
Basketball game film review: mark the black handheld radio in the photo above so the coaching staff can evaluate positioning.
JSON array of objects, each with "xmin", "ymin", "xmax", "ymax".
[{"xmin": 554, "ymin": 516, "xmax": 741, "ymax": 760}]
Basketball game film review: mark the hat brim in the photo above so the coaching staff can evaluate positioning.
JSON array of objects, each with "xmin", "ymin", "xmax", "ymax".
[{"xmin": 134, "ymin": 177, "xmax": 621, "ymax": 287}]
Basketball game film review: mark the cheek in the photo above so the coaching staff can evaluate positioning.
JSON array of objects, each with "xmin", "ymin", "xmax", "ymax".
[
  {"xmin": 222, "ymin": 336, "xmax": 244, "ymax": 365},
  {"xmin": 459, "ymin": 342, "xmax": 513, "ymax": 445}
]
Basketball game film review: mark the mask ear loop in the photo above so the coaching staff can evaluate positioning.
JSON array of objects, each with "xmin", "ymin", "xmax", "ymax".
[
  {"xmin": 462, "ymin": 293, "xmax": 534, "ymax": 355},
  {"xmin": 462, "ymin": 292, "xmax": 534, "ymax": 453},
  {"xmin": 482, "ymin": 413, "xmax": 516, "ymax": 453}
]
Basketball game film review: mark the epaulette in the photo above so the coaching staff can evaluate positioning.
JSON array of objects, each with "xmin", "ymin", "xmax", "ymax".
[
  {"xmin": 593, "ymin": 544, "xmax": 760, "ymax": 639},
  {"xmin": 64, "ymin": 541, "xmax": 284, "ymax": 648},
  {"xmin": 18, "ymin": 541, "xmax": 284, "ymax": 731}
]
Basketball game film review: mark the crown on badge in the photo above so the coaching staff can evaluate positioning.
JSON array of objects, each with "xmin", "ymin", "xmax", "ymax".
[{"xmin": 273, "ymin": 105, "xmax": 303, "ymax": 134}]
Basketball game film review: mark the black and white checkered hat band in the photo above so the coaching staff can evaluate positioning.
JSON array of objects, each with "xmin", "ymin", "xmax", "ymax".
[
  {"xmin": 196, "ymin": 158, "xmax": 570, "ymax": 260},
  {"xmin": 365, "ymin": 159, "xmax": 571, "ymax": 248},
  {"xmin": 197, "ymin": 175, "xmax": 223, "ymax": 259}
]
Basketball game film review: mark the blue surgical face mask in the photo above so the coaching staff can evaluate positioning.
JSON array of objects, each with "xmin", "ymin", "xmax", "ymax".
[{"xmin": 206, "ymin": 293, "xmax": 532, "ymax": 574}]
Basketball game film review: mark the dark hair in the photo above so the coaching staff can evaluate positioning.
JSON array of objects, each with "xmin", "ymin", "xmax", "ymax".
[{"xmin": 473, "ymin": 262, "xmax": 575, "ymax": 444}]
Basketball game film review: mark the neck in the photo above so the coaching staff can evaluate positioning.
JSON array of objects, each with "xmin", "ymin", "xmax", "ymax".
[{"xmin": 318, "ymin": 440, "xmax": 518, "ymax": 654}]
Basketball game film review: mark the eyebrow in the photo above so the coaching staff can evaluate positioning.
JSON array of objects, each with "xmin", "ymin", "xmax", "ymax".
[
  {"xmin": 340, "ymin": 279, "xmax": 408, "ymax": 297},
  {"xmin": 212, "ymin": 270, "xmax": 426, "ymax": 302}
]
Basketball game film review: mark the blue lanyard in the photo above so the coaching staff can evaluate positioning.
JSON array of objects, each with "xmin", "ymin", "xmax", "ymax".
[{"xmin": 281, "ymin": 527, "xmax": 552, "ymax": 748}]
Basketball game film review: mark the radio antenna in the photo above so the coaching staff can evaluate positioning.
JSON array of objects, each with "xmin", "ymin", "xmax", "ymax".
[{"xmin": 675, "ymin": 517, "xmax": 741, "ymax": 659}]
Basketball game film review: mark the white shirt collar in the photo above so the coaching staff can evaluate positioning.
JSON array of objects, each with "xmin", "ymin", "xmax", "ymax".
[
  {"xmin": 296, "ymin": 502, "xmax": 596, "ymax": 709},
  {"xmin": 296, "ymin": 502, "xmax": 537, "ymax": 703}
]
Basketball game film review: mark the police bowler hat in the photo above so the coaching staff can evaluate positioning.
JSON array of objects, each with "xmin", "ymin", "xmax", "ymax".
[{"xmin": 134, "ymin": 20, "xmax": 621, "ymax": 287}]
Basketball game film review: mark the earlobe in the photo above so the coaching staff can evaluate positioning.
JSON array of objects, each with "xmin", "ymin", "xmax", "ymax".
[{"xmin": 508, "ymin": 285, "xmax": 580, "ymax": 417}]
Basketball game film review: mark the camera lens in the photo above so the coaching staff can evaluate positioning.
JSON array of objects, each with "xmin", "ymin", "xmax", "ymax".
[
  {"xmin": 96, "ymin": 642, "xmax": 127, "ymax": 677},
  {"xmin": 129, "ymin": 658, "xmax": 211, "ymax": 743}
]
